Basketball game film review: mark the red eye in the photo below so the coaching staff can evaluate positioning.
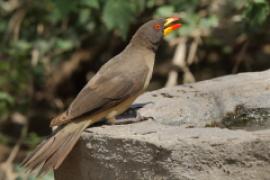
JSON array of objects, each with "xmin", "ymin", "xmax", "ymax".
[{"xmin": 153, "ymin": 24, "xmax": 161, "ymax": 30}]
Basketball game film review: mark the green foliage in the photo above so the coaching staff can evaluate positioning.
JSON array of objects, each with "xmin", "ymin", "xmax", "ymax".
[
  {"xmin": 24, "ymin": 132, "xmax": 43, "ymax": 149},
  {"xmin": 244, "ymin": 0, "xmax": 270, "ymax": 30},
  {"xmin": 102, "ymin": 0, "xmax": 145, "ymax": 38},
  {"xmin": 81, "ymin": 0, "xmax": 100, "ymax": 9},
  {"xmin": 156, "ymin": 5, "xmax": 175, "ymax": 17},
  {"xmin": 15, "ymin": 164, "xmax": 54, "ymax": 180},
  {"xmin": 0, "ymin": 133, "xmax": 11, "ymax": 145},
  {"xmin": 0, "ymin": 92, "xmax": 14, "ymax": 120},
  {"xmin": 0, "ymin": 53, "xmax": 31, "ymax": 122}
]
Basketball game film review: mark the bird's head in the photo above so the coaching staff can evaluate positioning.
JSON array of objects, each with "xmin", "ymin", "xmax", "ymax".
[{"xmin": 131, "ymin": 17, "xmax": 182, "ymax": 51}]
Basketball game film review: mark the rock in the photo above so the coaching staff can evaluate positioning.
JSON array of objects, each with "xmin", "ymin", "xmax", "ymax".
[
  {"xmin": 55, "ymin": 70, "xmax": 270, "ymax": 180},
  {"xmin": 135, "ymin": 70, "xmax": 270, "ymax": 129}
]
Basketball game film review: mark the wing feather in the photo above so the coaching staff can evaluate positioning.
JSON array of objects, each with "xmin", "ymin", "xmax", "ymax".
[{"xmin": 50, "ymin": 63, "xmax": 148, "ymax": 126}]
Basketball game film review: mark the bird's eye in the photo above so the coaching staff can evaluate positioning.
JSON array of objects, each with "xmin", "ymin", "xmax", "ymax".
[{"xmin": 153, "ymin": 24, "xmax": 161, "ymax": 30}]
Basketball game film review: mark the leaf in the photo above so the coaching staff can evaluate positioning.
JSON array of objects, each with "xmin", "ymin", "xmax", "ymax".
[
  {"xmin": 156, "ymin": 5, "xmax": 175, "ymax": 17},
  {"xmin": 102, "ymin": 0, "xmax": 136, "ymax": 38},
  {"xmin": 146, "ymin": 0, "xmax": 156, "ymax": 8},
  {"xmin": 0, "ymin": 61, "xmax": 9, "ymax": 71},
  {"xmin": 81, "ymin": 0, "xmax": 100, "ymax": 9},
  {"xmin": 13, "ymin": 40, "xmax": 32, "ymax": 52},
  {"xmin": 55, "ymin": 38, "xmax": 74, "ymax": 51},
  {"xmin": 0, "ymin": 91, "xmax": 14, "ymax": 104},
  {"xmin": 244, "ymin": 0, "xmax": 270, "ymax": 28},
  {"xmin": 48, "ymin": 0, "xmax": 79, "ymax": 23},
  {"xmin": 34, "ymin": 39, "xmax": 54, "ymax": 54},
  {"xmin": 79, "ymin": 9, "xmax": 91, "ymax": 24},
  {"xmin": 24, "ymin": 132, "xmax": 43, "ymax": 148},
  {"xmin": 169, "ymin": 0, "xmax": 199, "ymax": 11},
  {"xmin": 199, "ymin": 15, "xmax": 219, "ymax": 29},
  {"xmin": 0, "ymin": 21, "xmax": 7, "ymax": 33},
  {"xmin": 15, "ymin": 164, "xmax": 54, "ymax": 180},
  {"xmin": 51, "ymin": 0, "xmax": 78, "ymax": 16}
]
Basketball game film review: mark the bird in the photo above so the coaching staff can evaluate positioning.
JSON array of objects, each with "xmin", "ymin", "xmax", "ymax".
[{"xmin": 22, "ymin": 17, "xmax": 182, "ymax": 175}]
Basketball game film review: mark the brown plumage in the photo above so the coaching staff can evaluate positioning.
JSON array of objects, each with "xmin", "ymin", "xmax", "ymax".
[{"xmin": 22, "ymin": 17, "xmax": 182, "ymax": 175}]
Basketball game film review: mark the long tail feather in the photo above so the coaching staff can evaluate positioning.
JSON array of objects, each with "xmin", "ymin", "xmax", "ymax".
[{"xmin": 22, "ymin": 120, "xmax": 91, "ymax": 175}]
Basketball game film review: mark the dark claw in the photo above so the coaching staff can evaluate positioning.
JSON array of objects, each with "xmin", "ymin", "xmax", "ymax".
[
  {"xmin": 103, "ymin": 102, "xmax": 154, "ymax": 125},
  {"xmin": 113, "ymin": 112, "xmax": 152, "ymax": 125}
]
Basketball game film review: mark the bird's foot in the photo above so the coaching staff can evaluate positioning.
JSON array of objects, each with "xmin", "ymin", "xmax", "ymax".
[
  {"xmin": 106, "ymin": 117, "xmax": 117, "ymax": 125},
  {"xmin": 106, "ymin": 102, "xmax": 153, "ymax": 125},
  {"xmin": 128, "ymin": 102, "xmax": 153, "ymax": 111},
  {"xmin": 113, "ymin": 113, "xmax": 153, "ymax": 125}
]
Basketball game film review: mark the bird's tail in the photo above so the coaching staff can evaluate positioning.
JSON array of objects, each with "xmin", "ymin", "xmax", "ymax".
[{"xmin": 22, "ymin": 120, "xmax": 92, "ymax": 175}]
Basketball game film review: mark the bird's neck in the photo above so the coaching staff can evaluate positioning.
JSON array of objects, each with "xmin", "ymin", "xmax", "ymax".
[{"xmin": 129, "ymin": 33, "xmax": 159, "ymax": 52}]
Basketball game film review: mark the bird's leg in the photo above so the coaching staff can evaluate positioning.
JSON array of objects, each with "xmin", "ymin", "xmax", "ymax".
[{"xmin": 106, "ymin": 116, "xmax": 117, "ymax": 125}]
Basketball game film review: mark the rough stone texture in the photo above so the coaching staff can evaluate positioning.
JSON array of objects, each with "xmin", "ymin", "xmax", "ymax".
[
  {"xmin": 135, "ymin": 70, "xmax": 270, "ymax": 128},
  {"xmin": 55, "ymin": 70, "xmax": 270, "ymax": 180}
]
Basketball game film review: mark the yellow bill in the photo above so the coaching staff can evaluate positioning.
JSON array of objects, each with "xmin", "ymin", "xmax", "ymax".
[{"xmin": 163, "ymin": 17, "xmax": 182, "ymax": 36}]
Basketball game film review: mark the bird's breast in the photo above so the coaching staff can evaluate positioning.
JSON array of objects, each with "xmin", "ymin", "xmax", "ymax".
[{"xmin": 143, "ymin": 52, "xmax": 155, "ymax": 90}]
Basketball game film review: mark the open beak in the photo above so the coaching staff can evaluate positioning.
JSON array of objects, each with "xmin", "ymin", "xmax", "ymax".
[{"xmin": 163, "ymin": 17, "xmax": 182, "ymax": 36}]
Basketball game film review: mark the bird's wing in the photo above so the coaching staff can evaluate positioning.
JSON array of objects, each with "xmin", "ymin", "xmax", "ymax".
[{"xmin": 50, "ymin": 65, "xmax": 148, "ymax": 126}]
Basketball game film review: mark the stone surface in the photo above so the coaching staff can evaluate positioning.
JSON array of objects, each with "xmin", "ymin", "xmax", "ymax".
[
  {"xmin": 55, "ymin": 70, "xmax": 270, "ymax": 180},
  {"xmin": 135, "ymin": 70, "xmax": 270, "ymax": 129}
]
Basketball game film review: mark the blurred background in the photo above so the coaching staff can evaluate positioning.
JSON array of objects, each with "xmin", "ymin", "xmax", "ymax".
[{"xmin": 0, "ymin": 0, "xmax": 270, "ymax": 179}]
